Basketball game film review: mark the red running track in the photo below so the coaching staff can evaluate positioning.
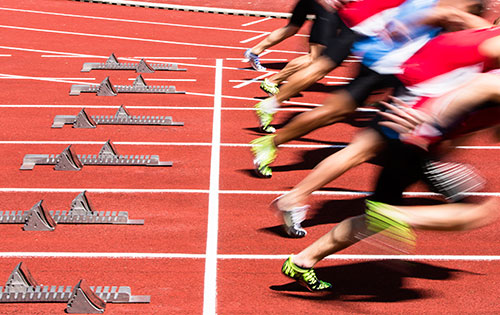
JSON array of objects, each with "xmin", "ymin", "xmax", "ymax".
[{"xmin": 0, "ymin": 0, "xmax": 499, "ymax": 314}]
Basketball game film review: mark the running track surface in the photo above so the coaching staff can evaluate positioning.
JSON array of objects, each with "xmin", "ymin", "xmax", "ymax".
[{"xmin": 0, "ymin": 1, "xmax": 499, "ymax": 314}]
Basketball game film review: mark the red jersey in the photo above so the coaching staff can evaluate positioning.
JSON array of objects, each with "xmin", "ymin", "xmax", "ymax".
[
  {"xmin": 398, "ymin": 26, "xmax": 500, "ymax": 87},
  {"xmin": 338, "ymin": 0, "xmax": 406, "ymax": 28}
]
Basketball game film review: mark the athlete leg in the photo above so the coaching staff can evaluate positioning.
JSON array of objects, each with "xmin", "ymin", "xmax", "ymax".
[
  {"xmin": 274, "ymin": 88, "xmax": 357, "ymax": 146},
  {"xmin": 267, "ymin": 43, "xmax": 326, "ymax": 85},
  {"xmin": 277, "ymin": 128, "xmax": 385, "ymax": 210}
]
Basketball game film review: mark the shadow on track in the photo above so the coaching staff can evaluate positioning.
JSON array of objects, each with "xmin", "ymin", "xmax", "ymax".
[{"xmin": 270, "ymin": 260, "xmax": 470, "ymax": 302}]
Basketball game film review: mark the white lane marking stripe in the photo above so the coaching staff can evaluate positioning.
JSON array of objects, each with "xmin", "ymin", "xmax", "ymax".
[
  {"xmin": 203, "ymin": 59, "xmax": 222, "ymax": 315},
  {"xmin": 0, "ymin": 25, "xmax": 304, "ymax": 55},
  {"xmin": 0, "ymin": 252, "xmax": 498, "ymax": 261},
  {"xmin": 0, "ymin": 7, "xmax": 269, "ymax": 34},
  {"xmin": 0, "ymin": 188, "xmax": 498, "ymax": 197},
  {"xmin": 240, "ymin": 32, "xmax": 269, "ymax": 44},
  {"xmin": 242, "ymin": 17, "xmax": 273, "ymax": 27}
]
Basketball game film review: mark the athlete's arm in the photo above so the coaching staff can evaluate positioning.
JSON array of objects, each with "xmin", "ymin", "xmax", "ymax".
[
  {"xmin": 315, "ymin": 0, "xmax": 351, "ymax": 12},
  {"xmin": 420, "ymin": 6, "xmax": 491, "ymax": 30}
]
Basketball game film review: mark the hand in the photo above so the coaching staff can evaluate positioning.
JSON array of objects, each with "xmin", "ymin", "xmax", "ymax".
[{"xmin": 378, "ymin": 97, "xmax": 431, "ymax": 134}]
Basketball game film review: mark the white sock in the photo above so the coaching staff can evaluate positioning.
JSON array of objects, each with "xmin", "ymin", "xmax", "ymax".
[{"xmin": 260, "ymin": 97, "xmax": 279, "ymax": 114}]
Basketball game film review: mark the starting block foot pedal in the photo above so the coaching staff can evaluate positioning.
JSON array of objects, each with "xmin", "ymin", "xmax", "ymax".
[
  {"xmin": 5, "ymin": 262, "xmax": 39, "ymax": 293},
  {"xmin": 23, "ymin": 201, "xmax": 57, "ymax": 231},
  {"xmin": 66, "ymin": 279, "xmax": 106, "ymax": 314},
  {"xmin": 20, "ymin": 141, "xmax": 172, "ymax": 170},
  {"xmin": 70, "ymin": 75, "xmax": 185, "ymax": 96},
  {"xmin": 52, "ymin": 105, "xmax": 184, "ymax": 128},
  {"xmin": 80, "ymin": 53, "xmax": 187, "ymax": 73}
]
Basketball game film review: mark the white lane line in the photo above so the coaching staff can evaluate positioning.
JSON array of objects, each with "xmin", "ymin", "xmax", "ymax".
[
  {"xmin": 242, "ymin": 17, "xmax": 273, "ymax": 27},
  {"xmin": 232, "ymin": 71, "xmax": 272, "ymax": 88},
  {"xmin": 0, "ymin": 252, "xmax": 498, "ymax": 261},
  {"xmin": 203, "ymin": 58, "xmax": 223, "ymax": 315},
  {"xmin": 226, "ymin": 58, "xmax": 287, "ymax": 61},
  {"xmin": 0, "ymin": 45, "xmax": 308, "ymax": 73},
  {"xmin": 0, "ymin": 141, "xmax": 498, "ymax": 150},
  {"xmin": 0, "ymin": 76, "xmax": 95, "ymax": 80},
  {"xmin": 0, "ymin": 73, "xmax": 95, "ymax": 85},
  {"xmin": 126, "ymin": 78, "xmax": 196, "ymax": 82},
  {"xmin": 0, "ymin": 188, "xmax": 498, "ymax": 197},
  {"xmin": 0, "ymin": 54, "xmax": 12, "ymax": 57},
  {"xmin": 240, "ymin": 32, "xmax": 269, "ymax": 44},
  {"xmin": 0, "ymin": 7, "xmax": 269, "ymax": 35},
  {"xmin": 132, "ymin": 56, "xmax": 198, "ymax": 60},
  {"xmin": 0, "ymin": 25, "xmax": 305, "ymax": 55}
]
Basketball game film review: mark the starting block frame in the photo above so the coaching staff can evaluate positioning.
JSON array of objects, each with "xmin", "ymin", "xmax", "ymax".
[
  {"xmin": 70, "ymin": 75, "xmax": 186, "ymax": 96},
  {"xmin": 20, "ymin": 140, "xmax": 172, "ymax": 170},
  {"xmin": 0, "ymin": 262, "xmax": 150, "ymax": 313},
  {"xmin": 0, "ymin": 191, "xmax": 144, "ymax": 230},
  {"xmin": 51, "ymin": 105, "xmax": 184, "ymax": 128},
  {"xmin": 81, "ymin": 53, "xmax": 187, "ymax": 73}
]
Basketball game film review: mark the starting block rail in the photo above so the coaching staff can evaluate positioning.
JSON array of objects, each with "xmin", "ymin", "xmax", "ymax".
[
  {"xmin": 20, "ymin": 140, "xmax": 172, "ymax": 170},
  {"xmin": 70, "ymin": 75, "xmax": 185, "ymax": 96},
  {"xmin": 0, "ymin": 262, "xmax": 150, "ymax": 313},
  {"xmin": 81, "ymin": 53, "xmax": 186, "ymax": 73},
  {"xmin": 52, "ymin": 105, "xmax": 184, "ymax": 128},
  {"xmin": 0, "ymin": 191, "xmax": 144, "ymax": 230}
]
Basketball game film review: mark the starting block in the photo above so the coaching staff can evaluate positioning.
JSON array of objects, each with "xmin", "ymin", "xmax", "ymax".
[
  {"xmin": 0, "ymin": 262, "xmax": 150, "ymax": 313},
  {"xmin": 51, "ymin": 105, "xmax": 184, "ymax": 128},
  {"xmin": 20, "ymin": 140, "xmax": 172, "ymax": 170},
  {"xmin": 81, "ymin": 53, "xmax": 186, "ymax": 73},
  {"xmin": 69, "ymin": 75, "xmax": 185, "ymax": 96},
  {"xmin": 0, "ymin": 191, "xmax": 144, "ymax": 231}
]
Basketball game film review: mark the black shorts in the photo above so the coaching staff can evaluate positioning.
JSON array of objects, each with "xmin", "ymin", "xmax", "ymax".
[
  {"xmin": 346, "ymin": 65, "xmax": 406, "ymax": 106},
  {"xmin": 321, "ymin": 15, "xmax": 358, "ymax": 65},
  {"xmin": 289, "ymin": 0, "xmax": 315, "ymax": 28}
]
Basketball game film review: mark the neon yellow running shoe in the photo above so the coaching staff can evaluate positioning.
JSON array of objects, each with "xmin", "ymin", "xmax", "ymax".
[
  {"xmin": 365, "ymin": 200, "xmax": 416, "ymax": 251},
  {"xmin": 255, "ymin": 100, "xmax": 276, "ymax": 133},
  {"xmin": 281, "ymin": 256, "xmax": 332, "ymax": 292},
  {"xmin": 250, "ymin": 134, "xmax": 277, "ymax": 178},
  {"xmin": 260, "ymin": 78, "xmax": 279, "ymax": 96}
]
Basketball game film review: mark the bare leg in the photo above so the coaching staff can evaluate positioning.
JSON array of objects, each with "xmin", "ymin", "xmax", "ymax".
[
  {"xmin": 268, "ymin": 43, "xmax": 326, "ymax": 85},
  {"xmin": 292, "ymin": 215, "xmax": 370, "ymax": 268},
  {"xmin": 274, "ymin": 89, "xmax": 357, "ymax": 146},
  {"xmin": 275, "ymin": 56, "xmax": 337, "ymax": 103},
  {"xmin": 278, "ymin": 129, "xmax": 385, "ymax": 210},
  {"xmin": 249, "ymin": 25, "xmax": 300, "ymax": 55},
  {"xmin": 428, "ymin": 73, "xmax": 500, "ymax": 128},
  {"xmin": 381, "ymin": 198, "xmax": 500, "ymax": 231}
]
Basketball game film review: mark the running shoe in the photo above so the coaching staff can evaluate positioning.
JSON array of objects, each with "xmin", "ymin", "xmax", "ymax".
[
  {"xmin": 281, "ymin": 256, "xmax": 332, "ymax": 292},
  {"xmin": 255, "ymin": 99, "xmax": 276, "ymax": 133},
  {"xmin": 250, "ymin": 134, "xmax": 277, "ymax": 178},
  {"xmin": 244, "ymin": 49, "xmax": 266, "ymax": 71},
  {"xmin": 422, "ymin": 160, "xmax": 485, "ymax": 202},
  {"xmin": 365, "ymin": 200, "xmax": 416, "ymax": 249},
  {"xmin": 260, "ymin": 78, "xmax": 280, "ymax": 96},
  {"xmin": 271, "ymin": 197, "xmax": 308, "ymax": 238}
]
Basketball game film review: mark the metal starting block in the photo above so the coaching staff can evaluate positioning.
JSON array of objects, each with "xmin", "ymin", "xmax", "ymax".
[
  {"xmin": 0, "ymin": 262, "xmax": 150, "ymax": 313},
  {"xmin": 69, "ymin": 75, "xmax": 186, "ymax": 96},
  {"xmin": 0, "ymin": 191, "xmax": 144, "ymax": 231},
  {"xmin": 52, "ymin": 105, "xmax": 184, "ymax": 128},
  {"xmin": 81, "ymin": 53, "xmax": 186, "ymax": 73},
  {"xmin": 20, "ymin": 140, "xmax": 173, "ymax": 170}
]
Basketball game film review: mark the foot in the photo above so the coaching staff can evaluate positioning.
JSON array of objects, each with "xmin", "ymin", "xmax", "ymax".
[
  {"xmin": 244, "ymin": 49, "xmax": 266, "ymax": 71},
  {"xmin": 260, "ymin": 78, "xmax": 279, "ymax": 96},
  {"xmin": 254, "ymin": 99, "xmax": 276, "ymax": 133},
  {"xmin": 271, "ymin": 197, "xmax": 308, "ymax": 238},
  {"xmin": 250, "ymin": 135, "xmax": 277, "ymax": 178},
  {"xmin": 281, "ymin": 256, "xmax": 332, "ymax": 292}
]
